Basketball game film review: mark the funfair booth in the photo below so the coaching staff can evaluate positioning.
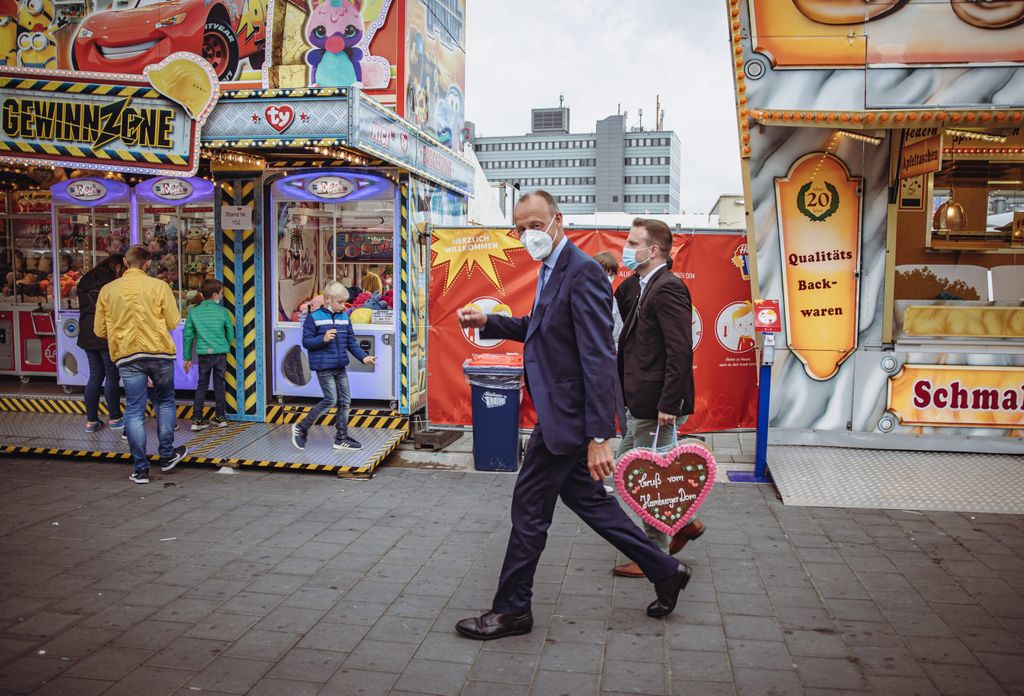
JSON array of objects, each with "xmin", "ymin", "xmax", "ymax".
[
  {"xmin": 0, "ymin": 0, "xmax": 470, "ymax": 476},
  {"xmin": 725, "ymin": 0, "xmax": 1024, "ymax": 508}
]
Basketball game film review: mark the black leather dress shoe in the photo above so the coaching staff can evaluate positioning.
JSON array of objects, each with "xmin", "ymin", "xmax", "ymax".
[
  {"xmin": 455, "ymin": 611, "xmax": 533, "ymax": 640},
  {"xmin": 647, "ymin": 564, "xmax": 692, "ymax": 618}
]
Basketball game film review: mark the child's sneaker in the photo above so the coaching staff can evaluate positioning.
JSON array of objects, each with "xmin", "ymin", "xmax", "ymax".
[
  {"xmin": 128, "ymin": 471, "xmax": 149, "ymax": 484},
  {"xmin": 292, "ymin": 425, "xmax": 307, "ymax": 450},
  {"xmin": 85, "ymin": 421, "xmax": 105, "ymax": 433},
  {"xmin": 160, "ymin": 445, "xmax": 188, "ymax": 472},
  {"xmin": 333, "ymin": 436, "xmax": 363, "ymax": 451},
  {"xmin": 191, "ymin": 419, "xmax": 210, "ymax": 431},
  {"xmin": 210, "ymin": 416, "xmax": 229, "ymax": 428},
  {"xmin": 108, "ymin": 418, "xmax": 124, "ymax": 430}
]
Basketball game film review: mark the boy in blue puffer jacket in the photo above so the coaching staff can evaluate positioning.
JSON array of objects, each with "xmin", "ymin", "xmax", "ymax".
[{"xmin": 292, "ymin": 282, "xmax": 376, "ymax": 451}]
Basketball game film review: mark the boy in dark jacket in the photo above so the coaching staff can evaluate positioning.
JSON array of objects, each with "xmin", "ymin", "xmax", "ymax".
[
  {"xmin": 183, "ymin": 279, "xmax": 235, "ymax": 430},
  {"xmin": 76, "ymin": 253, "xmax": 125, "ymax": 432},
  {"xmin": 292, "ymin": 281, "xmax": 376, "ymax": 451}
]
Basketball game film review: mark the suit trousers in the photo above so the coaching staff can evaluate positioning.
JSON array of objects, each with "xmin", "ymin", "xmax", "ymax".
[
  {"xmin": 492, "ymin": 427, "xmax": 680, "ymax": 615},
  {"xmin": 616, "ymin": 411, "xmax": 689, "ymax": 552}
]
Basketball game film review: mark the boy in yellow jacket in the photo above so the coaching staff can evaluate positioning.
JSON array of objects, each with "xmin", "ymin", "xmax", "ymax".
[{"xmin": 95, "ymin": 245, "xmax": 187, "ymax": 483}]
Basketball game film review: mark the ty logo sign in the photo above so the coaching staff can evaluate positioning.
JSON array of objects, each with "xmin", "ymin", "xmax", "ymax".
[{"xmin": 265, "ymin": 105, "xmax": 295, "ymax": 133}]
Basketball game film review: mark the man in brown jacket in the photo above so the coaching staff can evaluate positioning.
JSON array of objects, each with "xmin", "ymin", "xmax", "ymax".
[{"xmin": 612, "ymin": 218, "xmax": 705, "ymax": 578}]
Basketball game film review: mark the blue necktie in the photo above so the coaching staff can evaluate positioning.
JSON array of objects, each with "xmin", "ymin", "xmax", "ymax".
[{"xmin": 533, "ymin": 264, "xmax": 550, "ymax": 312}]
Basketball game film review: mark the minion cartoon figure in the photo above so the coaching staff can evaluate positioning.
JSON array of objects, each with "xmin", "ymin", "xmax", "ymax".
[
  {"xmin": 0, "ymin": 15, "xmax": 17, "ymax": 65},
  {"xmin": 17, "ymin": 29, "xmax": 55, "ymax": 68},
  {"xmin": 16, "ymin": 0, "xmax": 56, "ymax": 68}
]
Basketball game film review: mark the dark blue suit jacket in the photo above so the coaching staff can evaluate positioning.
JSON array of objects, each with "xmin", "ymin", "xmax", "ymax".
[{"xmin": 481, "ymin": 240, "xmax": 626, "ymax": 455}]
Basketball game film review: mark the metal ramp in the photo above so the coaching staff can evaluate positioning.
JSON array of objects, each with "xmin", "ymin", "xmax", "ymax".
[
  {"xmin": 0, "ymin": 396, "xmax": 407, "ymax": 478},
  {"xmin": 768, "ymin": 445, "xmax": 1024, "ymax": 514}
]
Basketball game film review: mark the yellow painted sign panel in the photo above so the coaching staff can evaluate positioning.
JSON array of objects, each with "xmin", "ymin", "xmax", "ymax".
[
  {"xmin": 775, "ymin": 153, "xmax": 861, "ymax": 380},
  {"xmin": 899, "ymin": 134, "xmax": 942, "ymax": 180},
  {"xmin": 888, "ymin": 365, "xmax": 1024, "ymax": 428}
]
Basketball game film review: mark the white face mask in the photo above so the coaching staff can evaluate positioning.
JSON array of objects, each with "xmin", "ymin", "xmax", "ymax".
[{"xmin": 520, "ymin": 215, "xmax": 557, "ymax": 261}]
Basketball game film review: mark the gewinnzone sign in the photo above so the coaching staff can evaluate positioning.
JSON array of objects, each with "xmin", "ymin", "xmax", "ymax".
[{"xmin": 0, "ymin": 69, "xmax": 200, "ymax": 176}]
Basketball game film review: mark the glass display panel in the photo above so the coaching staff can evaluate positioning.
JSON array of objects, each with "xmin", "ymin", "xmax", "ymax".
[
  {"xmin": 135, "ymin": 177, "xmax": 216, "ymax": 318},
  {"xmin": 892, "ymin": 154, "xmax": 1023, "ymax": 343},
  {"xmin": 272, "ymin": 172, "xmax": 395, "ymax": 323},
  {"xmin": 6, "ymin": 191, "xmax": 54, "ymax": 307}
]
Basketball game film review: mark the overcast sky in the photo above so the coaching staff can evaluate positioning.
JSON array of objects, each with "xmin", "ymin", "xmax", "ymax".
[{"xmin": 464, "ymin": 0, "xmax": 743, "ymax": 214}]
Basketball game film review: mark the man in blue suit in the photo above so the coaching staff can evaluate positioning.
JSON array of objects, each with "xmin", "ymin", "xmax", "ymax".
[{"xmin": 455, "ymin": 191, "xmax": 691, "ymax": 641}]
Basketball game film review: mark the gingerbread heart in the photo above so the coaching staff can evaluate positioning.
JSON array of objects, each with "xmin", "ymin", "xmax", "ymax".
[{"xmin": 614, "ymin": 440, "xmax": 717, "ymax": 536}]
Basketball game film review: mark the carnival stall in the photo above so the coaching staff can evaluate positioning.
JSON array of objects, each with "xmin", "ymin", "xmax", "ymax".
[
  {"xmin": 0, "ymin": 189, "xmax": 58, "ymax": 381},
  {"xmin": 726, "ymin": 0, "xmax": 1024, "ymax": 460},
  {"xmin": 0, "ymin": 0, "xmax": 468, "ymax": 475}
]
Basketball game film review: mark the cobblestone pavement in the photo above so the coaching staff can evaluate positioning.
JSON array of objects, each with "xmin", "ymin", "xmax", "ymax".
[{"xmin": 0, "ymin": 458, "xmax": 1022, "ymax": 696}]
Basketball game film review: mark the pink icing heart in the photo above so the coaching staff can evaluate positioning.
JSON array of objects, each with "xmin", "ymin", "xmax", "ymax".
[{"xmin": 614, "ymin": 440, "xmax": 717, "ymax": 536}]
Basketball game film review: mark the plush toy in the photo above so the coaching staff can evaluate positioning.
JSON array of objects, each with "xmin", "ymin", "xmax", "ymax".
[
  {"xmin": 291, "ymin": 294, "xmax": 325, "ymax": 322},
  {"xmin": 185, "ymin": 230, "xmax": 205, "ymax": 253},
  {"xmin": 203, "ymin": 234, "xmax": 215, "ymax": 254},
  {"xmin": 186, "ymin": 261, "xmax": 203, "ymax": 290}
]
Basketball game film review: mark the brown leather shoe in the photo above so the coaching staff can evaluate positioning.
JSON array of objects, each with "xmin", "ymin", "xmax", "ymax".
[
  {"xmin": 669, "ymin": 519, "xmax": 706, "ymax": 555},
  {"xmin": 612, "ymin": 561, "xmax": 646, "ymax": 578}
]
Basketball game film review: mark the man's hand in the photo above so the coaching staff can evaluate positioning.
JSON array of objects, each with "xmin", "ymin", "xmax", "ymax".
[
  {"xmin": 362, "ymin": 355, "xmax": 377, "ymax": 365},
  {"xmin": 587, "ymin": 440, "xmax": 614, "ymax": 481},
  {"xmin": 324, "ymin": 328, "xmax": 337, "ymax": 342},
  {"xmin": 182, "ymin": 361, "xmax": 192, "ymax": 374},
  {"xmin": 658, "ymin": 411, "xmax": 677, "ymax": 427},
  {"xmin": 456, "ymin": 307, "xmax": 487, "ymax": 329}
]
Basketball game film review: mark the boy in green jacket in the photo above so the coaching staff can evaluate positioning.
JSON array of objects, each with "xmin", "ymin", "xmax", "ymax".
[{"xmin": 183, "ymin": 279, "xmax": 235, "ymax": 430}]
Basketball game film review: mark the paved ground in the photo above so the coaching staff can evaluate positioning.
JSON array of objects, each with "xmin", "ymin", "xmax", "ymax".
[
  {"xmin": 0, "ymin": 457, "xmax": 1022, "ymax": 696},
  {"xmin": 392, "ymin": 431, "xmax": 757, "ymax": 472}
]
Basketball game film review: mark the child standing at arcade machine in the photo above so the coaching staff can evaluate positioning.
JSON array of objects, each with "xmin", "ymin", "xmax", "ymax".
[
  {"xmin": 182, "ymin": 280, "xmax": 235, "ymax": 431},
  {"xmin": 291, "ymin": 282, "xmax": 377, "ymax": 452}
]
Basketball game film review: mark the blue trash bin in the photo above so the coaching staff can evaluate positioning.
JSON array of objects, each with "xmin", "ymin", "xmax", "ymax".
[{"xmin": 464, "ymin": 359, "xmax": 523, "ymax": 472}]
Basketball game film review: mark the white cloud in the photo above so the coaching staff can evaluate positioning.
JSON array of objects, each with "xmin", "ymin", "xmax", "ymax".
[{"xmin": 466, "ymin": 0, "xmax": 743, "ymax": 213}]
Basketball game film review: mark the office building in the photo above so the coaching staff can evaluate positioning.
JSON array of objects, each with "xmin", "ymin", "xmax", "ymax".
[{"xmin": 468, "ymin": 105, "xmax": 681, "ymax": 214}]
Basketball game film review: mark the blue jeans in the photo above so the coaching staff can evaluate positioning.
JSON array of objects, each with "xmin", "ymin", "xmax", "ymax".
[
  {"xmin": 298, "ymin": 368, "xmax": 350, "ymax": 438},
  {"xmin": 84, "ymin": 348, "xmax": 121, "ymax": 423},
  {"xmin": 120, "ymin": 358, "xmax": 176, "ymax": 474},
  {"xmin": 193, "ymin": 353, "xmax": 227, "ymax": 419}
]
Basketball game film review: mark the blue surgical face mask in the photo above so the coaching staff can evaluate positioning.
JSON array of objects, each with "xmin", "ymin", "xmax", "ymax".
[{"xmin": 621, "ymin": 246, "xmax": 652, "ymax": 271}]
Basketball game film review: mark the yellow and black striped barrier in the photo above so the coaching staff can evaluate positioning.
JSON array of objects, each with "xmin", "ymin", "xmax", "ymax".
[
  {"xmin": 0, "ymin": 396, "xmax": 408, "ymax": 431},
  {"xmin": 264, "ymin": 405, "xmax": 407, "ymax": 430}
]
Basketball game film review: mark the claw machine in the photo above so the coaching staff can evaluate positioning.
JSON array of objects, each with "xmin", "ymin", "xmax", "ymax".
[
  {"xmin": 270, "ymin": 170, "xmax": 398, "ymax": 402},
  {"xmin": 134, "ymin": 176, "xmax": 217, "ymax": 390},
  {"xmin": 0, "ymin": 189, "xmax": 59, "ymax": 381},
  {"xmin": 51, "ymin": 178, "xmax": 131, "ymax": 386}
]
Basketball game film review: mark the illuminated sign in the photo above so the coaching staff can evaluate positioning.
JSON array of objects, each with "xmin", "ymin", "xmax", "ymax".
[
  {"xmin": 888, "ymin": 365, "xmax": 1024, "ymax": 429},
  {"xmin": 775, "ymin": 153, "xmax": 861, "ymax": 380},
  {"xmin": 0, "ymin": 55, "xmax": 217, "ymax": 177},
  {"xmin": 66, "ymin": 180, "xmax": 108, "ymax": 202},
  {"xmin": 353, "ymin": 93, "xmax": 473, "ymax": 195},
  {"xmin": 307, "ymin": 176, "xmax": 355, "ymax": 200},
  {"xmin": 151, "ymin": 178, "xmax": 195, "ymax": 201}
]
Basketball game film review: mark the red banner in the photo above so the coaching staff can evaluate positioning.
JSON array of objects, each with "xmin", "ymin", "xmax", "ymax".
[{"xmin": 427, "ymin": 228, "xmax": 757, "ymax": 433}]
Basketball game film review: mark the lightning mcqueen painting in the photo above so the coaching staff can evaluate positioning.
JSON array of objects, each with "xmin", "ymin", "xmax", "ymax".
[{"xmin": 71, "ymin": 0, "xmax": 266, "ymax": 82}]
